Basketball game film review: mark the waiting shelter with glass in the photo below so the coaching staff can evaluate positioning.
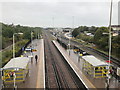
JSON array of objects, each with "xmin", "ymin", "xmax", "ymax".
[
  {"xmin": 82, "ymin": 55, "xmax": 111, "ymax": 78},
  {"xmin": 2, "ymin": 57, "xmax": 29, "ymax": 83}
]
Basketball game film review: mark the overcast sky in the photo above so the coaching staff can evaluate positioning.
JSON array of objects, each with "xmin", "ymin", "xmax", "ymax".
[{"xmin": 0, "ymin": 0, "xmax": 119, "ymax": 28}]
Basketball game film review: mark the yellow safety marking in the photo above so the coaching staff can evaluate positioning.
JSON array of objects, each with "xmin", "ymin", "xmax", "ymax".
[
  {"xmin": 5, "ymin": 76, "xmax": 24, "ymax": 79},
  {"xmin": 4, "ymin": 70, "xmax": 23, "ymax": 71},
  {"xmin": 5, "ymin": 80, "xmax": 24, "ymax": 82},
  {"xmin": 15, "ymin": 73, "xmax": 24, "ymax": 74}
]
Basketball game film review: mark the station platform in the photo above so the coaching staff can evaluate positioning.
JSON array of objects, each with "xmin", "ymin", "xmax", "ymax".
[
  {"xmin": 4, "ymin": 39, "xmax": 45, "ymax": 88},
  {"xmin": 36, "ymin": 39, "xmax": 45, "ymax": 88},
  {"xmin": 53, "ymin": 40, "xmax": 120, "ymax": 89},
  {"xmin": 53, "ymin": 40, "xmax": 95, "ymax": 89}
]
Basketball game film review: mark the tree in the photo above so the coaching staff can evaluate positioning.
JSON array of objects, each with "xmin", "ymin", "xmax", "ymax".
[
  {"xmin": 88, "ymin": 26, "xmax": 98, "ymax": 34},
  {"xmin": 72, "ymin": 26, "xmax": 89, "ymax": 37},
  {"xmin": 94, "ymin": 27, "xmax": 108, "ymax": 45},
  {"xmin": 72, "ymin": 28, "xmax": 80, "ymax": 37}
]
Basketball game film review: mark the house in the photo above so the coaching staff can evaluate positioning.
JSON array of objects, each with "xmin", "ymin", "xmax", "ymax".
[
  {"xmin": 111, "ymin": 25, "xmax": 120, "ymax": 36},
  {"xmin": 111, "ymin": 25, "xmax": 120, "ymax": 31}
]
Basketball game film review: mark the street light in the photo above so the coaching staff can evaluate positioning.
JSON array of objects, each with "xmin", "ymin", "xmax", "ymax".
[
  {"xmin": 68, "ymin": 33, "xmax": 70, "ymax": 56},
  {"xmin": 106, "ymin": 0, "xmax": 113, "ymax": 89},
  {"xmin": 0, "ymin": 68, "xmax": 3, "ymax": 88},
  {"xmin": 13, "ymin": 33, "xmax": 23, "ymax": 58},
  {"xmin": 31, "ymin": 31, "xmax": 33, "ymax": 48}
]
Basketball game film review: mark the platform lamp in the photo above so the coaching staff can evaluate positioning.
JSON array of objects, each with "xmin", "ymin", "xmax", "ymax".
[
  {"xmin": 68, "ymin": 31, "xmax": 70, "ymax": 56},
  {"xmin": 13, "ymin": 33, "xmax": 23, "ymax": 58},
  {"xmin": 31, "ymin": 31, "xmax": 33, "ymax": 48}
]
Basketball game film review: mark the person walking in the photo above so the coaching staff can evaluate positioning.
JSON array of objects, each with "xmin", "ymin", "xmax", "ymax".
[{"xmin": 35, "ymin": 55, "xmax": 38, "ymax": 63}]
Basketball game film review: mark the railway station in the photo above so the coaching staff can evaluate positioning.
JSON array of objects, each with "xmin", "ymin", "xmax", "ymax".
[
  {"xmin": 1, "ymin": 1, "xmax": 120, "ymax": 89},
  {"xmin": 1, "ymin": 32, "xmax": 120, "ymax": 89}
]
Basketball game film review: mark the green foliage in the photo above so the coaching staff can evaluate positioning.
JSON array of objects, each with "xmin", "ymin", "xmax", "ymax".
[
  {"xmin": 72, "ymin": 26, "xmax": 98, "ymax": 37},
  {"xmin": 2, "ymin": 50, "xmax": 12, "ymax": 66},
  {"xmin": 72, "ymin": 26, "xmax": 89, "ymax": 37},
  {"xmin": 112, "ymin": 35, "xmax": 120, "ymax": 57},
  {"xmin": 1, "ymin": 22, "xmax": 42, "ymax": 67},
  {"xmin": 2, "ymin": 39, "xmax": 29, "ymax": 67},
  {"xmin": 72, "ymin": 25, "xmax": 120, "ymax": 59},
  {"xmin": 88, "ymin": 26, "xmax": 98, "ymax": 34},
  {"xmin": 2, "ymin": 24, "xmax": 15, "ymax": 38},
  {"xmin": 1, "ymin": 23, "xmax": 42, "ymax": 49},
  {"xmin": 15, "ymin": 39, "xmax": 29, "ymax": 53},
  {"xmin": 77, "ymin": 33, "xmax": 93, "ymax": 43},
  {"xmin": 72, "ymin": 28, "xmax": 80, "ymax": 37},
  {"xmin": 94, "ymin": 27, "xmax": 109, "ymax": 45}
]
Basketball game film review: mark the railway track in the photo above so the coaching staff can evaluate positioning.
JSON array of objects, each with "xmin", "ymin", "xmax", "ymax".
[
  {"xmin": 86, "ymin": 47, "xmax": 120, "ymax": 67},
  {"xmin": 44, "ymin": 31, "xmax": 86, "ymax": 89},
  {"xmin": 57, "ymin": 36, "xmax": 120, "ymax": 67}
]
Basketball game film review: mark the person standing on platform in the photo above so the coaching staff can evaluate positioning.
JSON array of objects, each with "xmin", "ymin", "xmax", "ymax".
[{"xmin": 35, "ymin": 55, "xmax": 38, "ymax": 63}]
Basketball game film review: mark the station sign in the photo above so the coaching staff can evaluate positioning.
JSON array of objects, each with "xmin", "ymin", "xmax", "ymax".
[{"xmin": 32, "ymin": 49, "xmax": 37, "ymax": 52}]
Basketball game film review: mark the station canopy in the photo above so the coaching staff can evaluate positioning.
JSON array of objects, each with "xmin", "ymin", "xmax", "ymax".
[
  {"xmin": 82, "ymin": 55, "xmax": 109, "ymax": 67},
  {"xmin": 3, "ymin": 57, "xmax": 29, "ymax": 70}
]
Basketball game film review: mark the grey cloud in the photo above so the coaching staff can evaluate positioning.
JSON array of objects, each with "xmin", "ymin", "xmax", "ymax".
[{"xmin": 1, "ymin": 2, "xmax": 118, "ymax": 27}]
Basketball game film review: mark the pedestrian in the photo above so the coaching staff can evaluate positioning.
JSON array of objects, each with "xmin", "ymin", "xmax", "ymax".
[
  {"xmin": 9, "ymin": 71, "xmax": 14, "ymax": 80},
  {"xmin": 35, "ymin": 55, "xmax": 38, "ymax": 63}
]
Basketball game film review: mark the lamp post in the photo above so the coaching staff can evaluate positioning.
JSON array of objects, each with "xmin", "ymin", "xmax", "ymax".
[
  {"xmin": 106, "ymin": 0, "xmax": 113, "ymax": 89},
  {"xmin": 13, "ymin": 33, "xmax": 23, "ymax": 58},
  {"xmin": 68, "ymin": 32, "xmax": 70, "ymax": 56},
  {"xmin": 1, "ymin": 68, "xmax": 3, "ymax": 88},
  {"xmin": 31, "ymin": 31, "xmax": 33, "ymax": 48}
]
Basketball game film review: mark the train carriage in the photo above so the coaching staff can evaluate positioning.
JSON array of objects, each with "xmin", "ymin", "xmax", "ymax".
[
  {"xmin": 2, "ymin": 57, "xmax": 29, "ymax": 84},
  {"xmin": 81, "ymin": 55, "xmax": 112, "ymax": 78}
]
